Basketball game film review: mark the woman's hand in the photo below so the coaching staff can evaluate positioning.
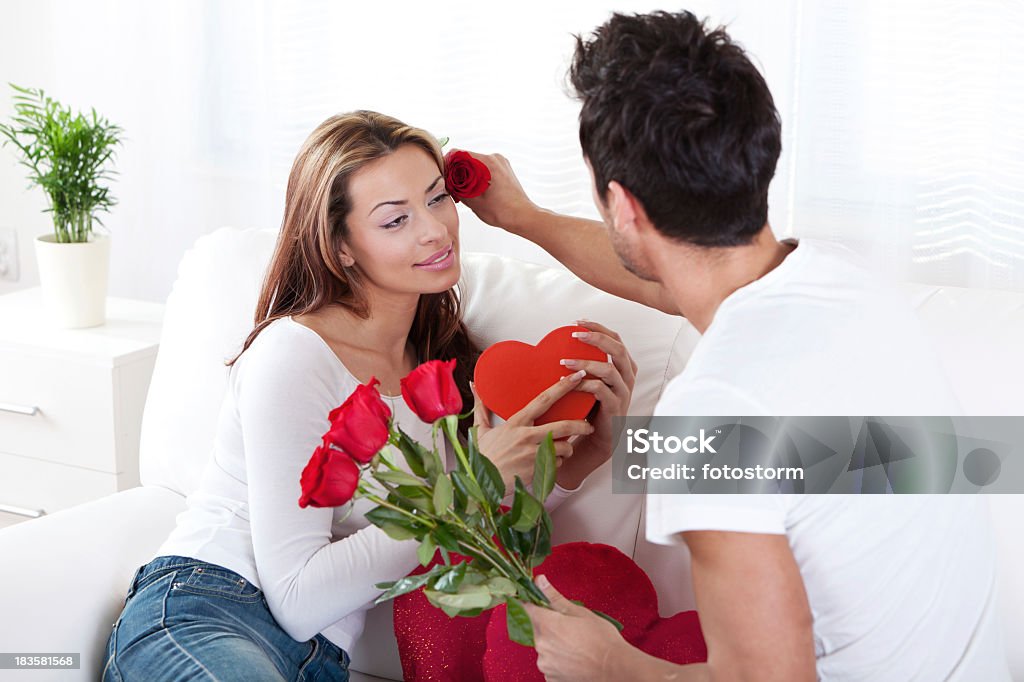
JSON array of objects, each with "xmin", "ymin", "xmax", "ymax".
[
  {"xmin": 555, "ymin": 321, "xmax": 637, "ymax": 490},
  {"xmin": 473, "ymin": 372, "xmax": 594, "ymax": 489}
]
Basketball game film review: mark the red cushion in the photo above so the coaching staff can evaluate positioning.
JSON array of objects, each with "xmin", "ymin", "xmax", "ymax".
[{"xmin": 393, "ymin": 542, "xmax": 707, "ymax": 681}]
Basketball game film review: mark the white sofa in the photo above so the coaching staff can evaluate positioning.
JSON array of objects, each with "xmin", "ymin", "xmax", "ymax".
[{"xmin": 0, "ymin": 227, "xmax": 1020, "ymax": 681}]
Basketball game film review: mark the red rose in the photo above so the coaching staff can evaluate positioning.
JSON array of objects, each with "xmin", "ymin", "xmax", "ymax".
[
  {"xmin": 444, "ymin": 150, "xmax": 491, "ymax": 202},
  {"xmin": 400, "ymin": 359, "xmax": 463, "ymax": 423},
  {"xmin": 324, "ymin": 378, "xmax": 392, "ymax": 463},
  {"xmin": 298, "ymin": 444, "xmax": 360, "ymax": 508},
  {"xmin": 329, "ymin": 377, "xmax": 392, "ymax": 425}
]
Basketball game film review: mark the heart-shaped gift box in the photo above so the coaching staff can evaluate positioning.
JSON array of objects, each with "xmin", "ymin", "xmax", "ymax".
[{"xmin": 473, "ymin": 325, "xmax": 608, "ymax": 425}]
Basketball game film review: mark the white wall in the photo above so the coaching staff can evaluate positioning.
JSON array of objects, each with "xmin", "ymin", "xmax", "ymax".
[
  {"xmin": 1, "ymin": 0, "xmax": 1021, "ymax": 302},
  {"xmin": 0, "ymin": 0, "xmax": 802, "ymax": 302},
  {"xmin": 0, "ymin": 1, "xmax": 57, "ymax": 297}
]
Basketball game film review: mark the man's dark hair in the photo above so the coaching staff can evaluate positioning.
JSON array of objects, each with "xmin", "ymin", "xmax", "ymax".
[{"xmin": 570, "ymin": 11, "xmax": 782, "ymax": 247}]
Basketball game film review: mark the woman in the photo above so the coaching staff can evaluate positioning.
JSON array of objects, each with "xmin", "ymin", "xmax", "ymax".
[{"xmin": 101, "ymin": 111, "xmax": 635, "ymax": 681}]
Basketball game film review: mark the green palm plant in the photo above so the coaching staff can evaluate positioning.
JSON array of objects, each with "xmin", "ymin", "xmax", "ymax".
[{"xmin": 0, "ymin": 84, "xmax": 122, "ymax": 243}]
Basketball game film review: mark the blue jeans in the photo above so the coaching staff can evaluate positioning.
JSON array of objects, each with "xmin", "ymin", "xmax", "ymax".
[{"xmin": 102, "ymin": 555, "xmax": 350, "ymax": 681}]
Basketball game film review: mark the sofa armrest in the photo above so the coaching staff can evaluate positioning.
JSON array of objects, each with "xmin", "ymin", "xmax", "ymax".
[
  {"xmin": 989, "ymin": 495, "xmax": 1024, "ymax": 678},
  {"xmin": 0, "ymin": 486, "xmax": 184, "ymax": 681}
]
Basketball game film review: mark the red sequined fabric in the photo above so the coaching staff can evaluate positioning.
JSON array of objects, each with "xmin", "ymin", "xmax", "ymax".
[{"xmin": 393, "ymin": 542, "xmax": 707, "ymax": 681}]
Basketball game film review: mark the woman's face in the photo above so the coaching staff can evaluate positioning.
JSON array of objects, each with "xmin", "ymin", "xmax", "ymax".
[{"xmin": 342, "ymin": 144, "xmax": 460, "ymax": 298}]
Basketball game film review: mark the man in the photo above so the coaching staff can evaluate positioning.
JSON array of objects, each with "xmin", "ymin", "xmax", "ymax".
[{"xmin": 463, "ymin": 10, "xmax": 1009, "ymax": 682}]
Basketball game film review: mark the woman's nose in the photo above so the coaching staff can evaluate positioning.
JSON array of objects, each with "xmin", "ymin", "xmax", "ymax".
[{"xmin": 419, "ymin": 213, "xmax": 448, "ymax": 243}]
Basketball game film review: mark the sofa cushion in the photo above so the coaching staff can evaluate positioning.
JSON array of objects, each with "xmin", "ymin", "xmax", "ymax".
[
  {"xmin": 139, "ymin": 227, "xmax": 277, "ymax": 494},
  {"xmin": 0, "ymin": 487, "xmax": 185, "ymax": 678}
]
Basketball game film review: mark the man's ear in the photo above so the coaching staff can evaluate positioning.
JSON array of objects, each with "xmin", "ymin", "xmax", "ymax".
[{"xmin": 606, "ymin": 180, "xmax": 647, "ymax": 237}]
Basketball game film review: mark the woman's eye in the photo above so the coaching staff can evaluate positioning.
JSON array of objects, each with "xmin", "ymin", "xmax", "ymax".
[
  {"xmin": 429, "ymin": 192, "xmax": 450, "ymax": 206},
  {"xmin": 383, "ymin": 215, "xmax": 408, "ymax": 229}
]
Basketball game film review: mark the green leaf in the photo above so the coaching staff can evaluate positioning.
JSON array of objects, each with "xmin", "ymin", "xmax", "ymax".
[
  {"xmin": 432, "ymin": 526, "xmax": 462, "ymax": 554},
  {"xmin": 377, "ymin": 523, "xmax": 419, "ymax": 541},
  {"xmin": 505, "ymin": 599, "xmax": 535, "ymax": 647},
  {"xmin": 417, "ymin": 535, "xmax": 437, "ymax": 567},
  {"xmin": 451, "ymin": 470, "xmax": 487, "ymax": 506},
  {"xmin": 394, "ymin": 427, "xmax": 428, "ymax": 478},
  {"xmin": 426, "ymin": 445, "xmax": 446, "ymax": 483},
  {"xmin": 532, "ymin": 433, "xmax": 557, "ymax": 504},
  {"xmin": 378, "ymin": 447, "xmax": 401, "ymax": 471},
  {"xmin": 373, "ymin": 564, "xmax": 447, "ymax": 603},
  {"xmin": 426, "ymin": 584, "xmax": 493, "ymax": 611},
  {"xmin": 391, "ymin": 489, "xmax": 433, "ymax": 515},
  {"xmin": 375, "ymin": 469, "xmax": 426, "ymax": 488},
  {"xmin": 508, "ymin": 477, "xmax": 543, "ymax": 532},
  {"xmin": 526, "ymin": 511, "xmax": 553, "ymax": 567},
  {"xmin": 496, "ymin": 523, "xmax": 524, "ymax": 558},
  {"xmin": 432, "ymin": 561, "xmax": 467, "ymax": 594},
  {"xmin": 451, "ymin": 606, "xmax": 486, "ymax": 618},
  {"xmin": 484, "ymin": 576, "xmax": 518, "ymax": 598},
  {"xmin": 364, "ymin": 506, "xmax": 426, "ymax": 539},
  {"xmin": 433, "ymin": 475, "xmax": 454, "ymax": 515},
  {"xmin": 463, "ymin": 510, "xmax": 483, "ymax": 531},
  {"xmin": 469, "ymin": 427, "xmax": 506, "ymax": 507}
]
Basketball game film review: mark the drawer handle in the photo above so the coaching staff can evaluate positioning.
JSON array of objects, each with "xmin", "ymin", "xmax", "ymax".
[
  {"xmin": 0, "ymin": 402, "xmax": 40, "ymax": 416},
  {"xmin": 0, "ymin": 503, "xmax": 47, "ymax": 519}
]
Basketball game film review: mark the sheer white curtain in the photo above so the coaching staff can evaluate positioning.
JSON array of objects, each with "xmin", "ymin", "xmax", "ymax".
[
  {"xmin": 6, "ymin": 0, "xmax": 1020, "ymax": 299},
  {"xmin": 780, "ymin": 0, "xmax": 1024, "ymax": 291}
]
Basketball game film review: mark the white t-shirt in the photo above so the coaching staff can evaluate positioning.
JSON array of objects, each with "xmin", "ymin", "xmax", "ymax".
[
  {"xmin": 647, "ymin": 240, "xmax": 1009, "ymax": 681},
  {"xmin": 159, "ymin": 317, "xmax": 573, "ymax": 651}
]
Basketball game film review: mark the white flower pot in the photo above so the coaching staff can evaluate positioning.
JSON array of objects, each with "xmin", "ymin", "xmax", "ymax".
[{"xmin": 34, "ymin": 234, "xmax": 111, "ymax": 329}]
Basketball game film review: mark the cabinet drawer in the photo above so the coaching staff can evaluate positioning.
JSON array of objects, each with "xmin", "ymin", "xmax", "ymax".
[
  {"xmin": 0, "ymin": 350, "xmax": 117, "ymax": 471},
  {"xmin": 0, "ymin": 451, "xmax": 124, "ymax": 516}
]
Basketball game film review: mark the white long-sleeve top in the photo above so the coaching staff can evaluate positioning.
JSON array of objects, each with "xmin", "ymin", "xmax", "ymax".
[{"xmin": 158, "ymin": 317, "xmax": 573, "ymax": 650}]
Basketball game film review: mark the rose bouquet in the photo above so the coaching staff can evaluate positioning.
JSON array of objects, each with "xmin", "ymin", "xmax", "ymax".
[{"xmin": 299, "ymin": 359, "xmax": 570, "ymax": 646}]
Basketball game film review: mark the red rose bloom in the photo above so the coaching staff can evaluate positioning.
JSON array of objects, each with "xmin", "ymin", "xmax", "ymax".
[
  {"xmin": 444, "ymin": 150, "xmax": 491, "ymax": 202},
  {"xmin": 298, "ymin": 444, "xmax": 360, "ymax": 508},
  {"xmin": 324, "ymin": 378, "xmax": 392, "ymax": 463},
  {"xmin": 329, "ymin": 377, "xmax": 392, "ymax": 425},
  {"xmin": 401, "ymin": 359, "xmax": 463, "ymax": 423}
]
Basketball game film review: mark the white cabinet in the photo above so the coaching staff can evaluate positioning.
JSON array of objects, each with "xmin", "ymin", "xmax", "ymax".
[{"xmin": 0, "ymin": 288, "xmax": 163, "ymax": 524}]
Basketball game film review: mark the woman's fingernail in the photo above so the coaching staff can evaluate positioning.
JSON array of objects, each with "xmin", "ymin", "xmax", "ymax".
[
  {"xmin": 570, "ymin": 370, "xmax": 586, "ymax": 381},
  {"xmin": 537, "ymin": 574, "xmax": 551, "ymax": 589},
  {"xmin": 572, "ymin": 331, "xmax": 590, "ymax": 340},
  {"xmin": 560, "ymin": 359, "xmax": 579, "ymax": 368}
]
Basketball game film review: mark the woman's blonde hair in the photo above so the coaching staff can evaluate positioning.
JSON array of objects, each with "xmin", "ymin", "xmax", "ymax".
[{"xmin": 231, "ymin": 111, "xmax": 477, "ymax": 414}]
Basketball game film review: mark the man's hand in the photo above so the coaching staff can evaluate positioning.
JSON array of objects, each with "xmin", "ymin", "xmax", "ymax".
[
  {"xmin": 524, "ymin": 575, "xmax": 633, "ymax": 682},
  {"xmin": 458, "ymin": 151, "xmax": 540, "ymax": 233},
  {"xmin": 456, "ymin": 150, "xmax": 680, "ymax": 316}
]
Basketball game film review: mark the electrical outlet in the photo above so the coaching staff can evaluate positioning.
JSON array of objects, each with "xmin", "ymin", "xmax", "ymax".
[{"xmin": 0, "ymin": 228, "xmax": 19, "ymax": 282}]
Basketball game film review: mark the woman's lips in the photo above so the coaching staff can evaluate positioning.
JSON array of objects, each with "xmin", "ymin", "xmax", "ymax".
[{"xmin": 414, "ymin": 245, "xmax": 455, "ymax": 271}]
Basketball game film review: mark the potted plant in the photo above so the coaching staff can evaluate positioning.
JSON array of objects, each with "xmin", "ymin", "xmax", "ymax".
[{"xmin": 0, "ymin": 84, "xmax": 122, "ymax": 328}]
